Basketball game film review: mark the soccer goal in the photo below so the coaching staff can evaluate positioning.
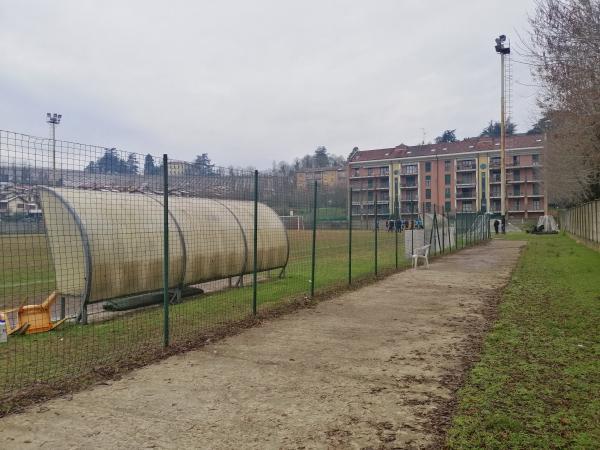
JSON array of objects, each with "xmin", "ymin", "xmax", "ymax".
[{"xmin": 280, "ymin": 215, "xmax": 305, "ymax": 230}]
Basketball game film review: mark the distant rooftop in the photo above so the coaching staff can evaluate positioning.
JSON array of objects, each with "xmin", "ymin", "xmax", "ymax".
[{"xmin": 349, "ymin": 134, "xmax": 544, "ymax": 164}]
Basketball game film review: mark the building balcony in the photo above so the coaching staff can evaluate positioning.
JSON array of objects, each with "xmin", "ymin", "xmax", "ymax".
[
  {"xmin": 456, "ymin": 165, "xmax": 477, "ymax": 172},
  {"xmin": 376, "ymin": 185, "xmax": 390, "ymax": 190},
  {"xmin": 350, "ymin": 173, "xmax": 389, "ymax": 179},
  {"xmin": 456, "ymin": 194, "xmax": 476, "ymax": 200},
  {"xmin": 400, "ymin": 198, "xmax": 419, "ymax": 202},
  {"xmin": 400, "ymin": 170, "xmax": 418, "ymax": 176},
  {"xmin": 456, "ymin": 182, "xmax": 476, "ymax": 188},
  {"xmin": 508, "ymin": 193, "xmax": 525, "ymax": 198},
  {"xmin": 400, "ymin": 184, "xmax": 418, "ymax": 189}
]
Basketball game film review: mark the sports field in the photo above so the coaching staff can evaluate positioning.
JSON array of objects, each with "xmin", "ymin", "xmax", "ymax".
[{"xmin": 0, "ymin": 228, "xmax": 409, "ymax": 407}]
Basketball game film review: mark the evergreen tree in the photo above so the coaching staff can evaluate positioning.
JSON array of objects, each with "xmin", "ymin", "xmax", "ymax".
[
  {"xmin": 434, "ymin": 129, "xmax": 457, "ymax": 143},
  {"xmin": 126, "ymin": 153, "xmax": 139, "ymax": 174},
  {"xmin": 143, "ymin": 154, "xmax": 156, "ymax": 175},
  {"xmin": 480, "ymin": 119, "xmax": 516, "ymax": 137}
]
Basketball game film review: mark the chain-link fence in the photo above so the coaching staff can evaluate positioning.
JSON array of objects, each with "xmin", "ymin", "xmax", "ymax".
[
  {"xmin": 560, "ymin": 199, "xmax": 600, "ymax": 244},
  {"xmin": 0, "ymin": 130, "xmax": 490, "ymax": 408}
]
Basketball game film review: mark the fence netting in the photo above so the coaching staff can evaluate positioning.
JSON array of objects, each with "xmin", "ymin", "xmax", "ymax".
[{"xmin": 0, "ymin": 130, "xmax": 490, "ymax": 406}]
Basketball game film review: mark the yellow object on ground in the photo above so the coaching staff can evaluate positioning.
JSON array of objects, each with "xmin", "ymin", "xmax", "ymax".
[{"xmin": 0, "ymin": 292, "xmax": 66, "ymax": 336}]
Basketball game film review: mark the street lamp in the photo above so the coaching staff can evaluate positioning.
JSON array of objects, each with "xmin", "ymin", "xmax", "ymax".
[
  {"xmin": 495, "ymin": 35, "xmax": 510, "ymax": 233},
  {"xmin": 46, "ymin": 113, "xmax": 62, "ymax": 186}
]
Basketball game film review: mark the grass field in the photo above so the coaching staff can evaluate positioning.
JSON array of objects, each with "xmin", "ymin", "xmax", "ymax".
[
  {"xmin": 447, "ymin": 233, "xmax": 600, "ymax": 449},
  {"xmin": 0, "ymin": 228, "xmax": 412, "ymax": 407}
]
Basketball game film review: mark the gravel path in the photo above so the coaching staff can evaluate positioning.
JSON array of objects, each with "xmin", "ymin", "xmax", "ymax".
[{"xmin": 0, "ymin": 240, "xmax": 524, "ymax": 449}]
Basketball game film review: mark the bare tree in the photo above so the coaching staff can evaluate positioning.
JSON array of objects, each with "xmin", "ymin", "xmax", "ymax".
[{"xmin": 527, "ymin": 0, "xmax": 600, "ymax": 204}]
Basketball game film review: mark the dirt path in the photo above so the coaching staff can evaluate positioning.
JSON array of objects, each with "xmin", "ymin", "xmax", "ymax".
[{"xmin": 0, "ymin": 240, "xmax": 524, "ymax": 449}]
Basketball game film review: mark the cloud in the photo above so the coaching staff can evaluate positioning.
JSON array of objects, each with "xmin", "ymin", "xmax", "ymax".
[{"xmin": 0, "ymin": 0, "xmax": 539, "ymax": 169}]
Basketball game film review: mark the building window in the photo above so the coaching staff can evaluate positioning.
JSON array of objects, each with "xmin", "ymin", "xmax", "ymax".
[
  {"xmin": 425, "ymin": 175, "xmax": 431, "ymax": 188},
  {"xmin": 367, "ymin": 179, "xmax": 373, "ymax": 188},
  {"xmin": 532, "ymin": 199, "xmax": 540, "ymax": 210},
  {"xmin": 425, "ymin": 162, "xmax": 431, "ymax": 172},
  {"xmin": 490, "ymin": 157, "xmax": 500, "ymax": 167},
  {"xmin": 426, "ymin": 189, "xmax": 431, "ymax": 200},
  {"xmin": 512, "ymin": 155, "xmax": 520, "ymax": 166},
  {"xmin": 445, "ymin": 174, "xmax": 451, "ymax": 185},
  {"xmin": 380, "ymin": 167, "xmax": 389, "ymax": 176},
  {"xmin": 367, "ymin": 168, "xmax": 373, "ymax": 176},
  {"xmin": 462, "ymin": 201, "xmax": 473, "ymax": 212},
  {"xmin": 353, "ymin": 168, "xmax": 359, "ymax": 177},
  {"xmin": 532, "ymin": 154, "xmax": 540, "ymax": 164},
  {"xmin": 425, "ymin": 202, "xmax": 431, "ymax": 213},
  {"xmin": 514, "ymin": 199, "xmax": 521, "ymax": 211},
  {"xmin": 532, "ymin": 184, "xmax": 540, "ymax": 195},
  {"xmin": 404, "ymin": 164, "xmax": 417, "ymax": 175},
  {"xmin": 445, "ymin": 201, "xmax": 451, "ymax": 212},
  {"xmin": 367, "ymin": 191, "xmax": 373, "ymax": 201},
  {"xmin": 445, "ymin": 187, "xmax": 451, "ymax": 199},
  {"xmin": 513, "ymin": 169, "xmax": 520, "ymax": 182},
  {"xmin": 514, "ymin": 185, "xmax": 520, "ymax": 196},
  {"xmin": 445, "ymin": 160, "xmax": 451, "ymax": 172}
]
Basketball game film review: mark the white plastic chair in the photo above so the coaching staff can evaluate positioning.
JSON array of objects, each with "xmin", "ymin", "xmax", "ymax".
[{"xmin": 412, "ymin": 244, "xmax": 430, "ymax": 269}]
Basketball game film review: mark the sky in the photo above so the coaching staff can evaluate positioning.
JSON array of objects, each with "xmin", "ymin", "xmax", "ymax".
[{"xmin": 0, "ymin": 0, "xmax": 540, "ymax": 169}]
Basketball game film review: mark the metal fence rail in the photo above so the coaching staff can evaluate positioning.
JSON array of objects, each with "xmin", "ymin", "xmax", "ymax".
[
  {"xmin": 0, "ymin": 129, "xmax": 491, "ymax": 406},
  {"xmin": 560, "ymin": 199, "xmax": 600, "ymax": 244}
]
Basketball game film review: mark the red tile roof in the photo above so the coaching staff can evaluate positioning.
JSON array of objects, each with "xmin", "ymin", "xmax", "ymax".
[{"xmin": 349, "ymin": 134, "xmax": 544, "ymax": 163}]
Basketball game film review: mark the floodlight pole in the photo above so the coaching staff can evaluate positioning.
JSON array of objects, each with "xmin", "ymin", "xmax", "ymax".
[
  {"xmin": 500, "ymin": 52, "xmax": 507, "ymax": 232},
  {"xmin": 495, "ymin": 36, "xmax": 510, "ymax": 233},
  {"xmin": 46, "ymin": 113, "xmax": 62, "ymax": 186}
]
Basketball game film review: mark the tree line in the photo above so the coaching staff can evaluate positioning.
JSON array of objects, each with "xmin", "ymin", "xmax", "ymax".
[{"xmin": 526, "ymin": 0, "xmax": 599, "ymax": 204}]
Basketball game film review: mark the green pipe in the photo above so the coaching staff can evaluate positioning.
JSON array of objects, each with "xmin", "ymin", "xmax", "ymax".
[
  {"xmin": 253, "ymin": 170, "xmax": 258, "ymax": 314},
  {"xmin": 310, "ymin": 180, "xmax": 318, "ymax": 298},
  {"xmin": 162, "ymin": 154, "xmax": 170, "ymax": 347}
]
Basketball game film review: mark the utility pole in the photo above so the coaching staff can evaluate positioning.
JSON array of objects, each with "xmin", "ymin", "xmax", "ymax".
[
  {"xmin": 46, "ymin": 113, "xmax": 62, "ymax": 186},
  {"xmin": 495, "ymin": 35, "xmax": 510, "ymax": 233}
]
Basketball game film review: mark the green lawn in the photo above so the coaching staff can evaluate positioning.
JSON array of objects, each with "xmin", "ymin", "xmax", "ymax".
[
  {"xmin": 0, "ymin": 228, "xmax": 412, "ymax": 409},
  {"xmin": 447, "ymin": 233, "xmax": 600, "ymax": 449}
]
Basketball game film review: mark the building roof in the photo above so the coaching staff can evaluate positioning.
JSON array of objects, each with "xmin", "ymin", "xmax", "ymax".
[{"xmin": 349, "ymin": 134, "xmax": 544, "ymax": 164}]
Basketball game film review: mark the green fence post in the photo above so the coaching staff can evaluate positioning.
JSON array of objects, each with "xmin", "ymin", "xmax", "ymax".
[
  {"xmin": 252, "ymin": 170, "xmax": 259, "ymax": 314},
  {"xmin": 374, "ymin": 188, "xmax": 378, "ymax": 276},
  {"xmin": 411, "ymin": 203, "xmax": 415, "ymax": 257},
  {"xmin": 162, "ymin": 154, "xmax": 170, "ymax": 347},
  {"xmin": 348, "ymin": 188, "xmax": 352, "ymax": 285},
  {"xmin": 310, "ymin": 180, "xmax": 318, "ymax": 298},
  {"xmin": 447, "ymin": 210, "xmax": 452, "ymax": 252},
  {"xmin": 441, "ymin": 207, "xmax": 445, "ymax": 253},
  {"xmin": 395, "ymin": 208, "xmax": 399, "ymax": 269}
]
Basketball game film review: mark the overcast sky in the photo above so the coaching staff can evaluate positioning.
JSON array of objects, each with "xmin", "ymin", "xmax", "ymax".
[{"xmin": 0, "ymin": 1, "xmax": 540, "ymax": 169}]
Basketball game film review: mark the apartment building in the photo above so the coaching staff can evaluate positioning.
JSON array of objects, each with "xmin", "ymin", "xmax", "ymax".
[
  {"xmin": 295, "ymin": 167, "xmax": 347, "ymax": 190},
  {"xmin": 348, "ymin": 134, "xmax": 546, "ymax": 219}
]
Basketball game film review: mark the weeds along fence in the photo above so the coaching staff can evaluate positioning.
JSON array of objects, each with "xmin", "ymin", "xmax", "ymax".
[
  {"xmin": 560, "ymin": 199, "xmax": 600, "ymax": 245},
  {"xmin": 0, "ymin": 130, "xmax": 490, "ymax": 405}
]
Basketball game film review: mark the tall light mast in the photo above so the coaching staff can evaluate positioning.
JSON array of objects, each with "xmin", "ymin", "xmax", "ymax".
[
  {"xmin": 46, "ymin": 112, "xmax": 62, "ymax": 186},
  {"xmin": 495, "ymin": 35, "xmax": 510, "ymax": 232}
]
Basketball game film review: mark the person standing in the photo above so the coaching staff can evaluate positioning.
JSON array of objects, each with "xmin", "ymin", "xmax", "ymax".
[{"xmin": 493, "ymin": 219, "xmax": 500, "ymax": 234}]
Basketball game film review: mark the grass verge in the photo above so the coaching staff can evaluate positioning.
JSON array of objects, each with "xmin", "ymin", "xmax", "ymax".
[{"xmin": 446, "ymin": 233, "xmax": 600, "ymax": 449}]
